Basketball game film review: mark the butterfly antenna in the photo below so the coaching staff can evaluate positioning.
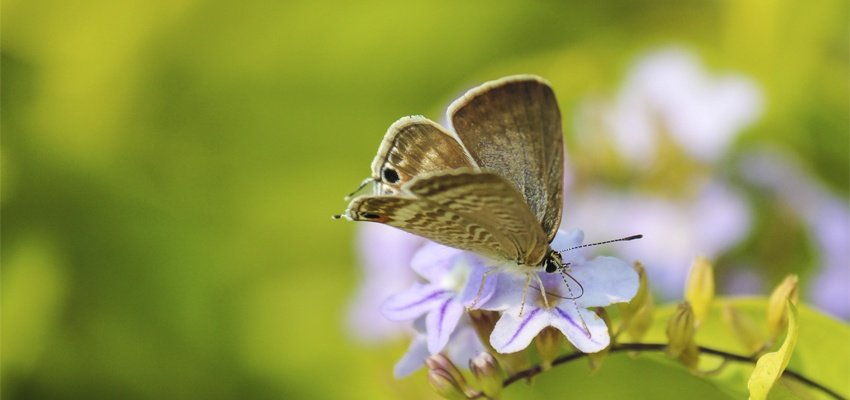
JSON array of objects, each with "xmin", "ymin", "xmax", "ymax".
[
  {"xmin": 560, "ymin": 234, "xmax": 643, "ymax": 253},
  {"xmin": 344, "ymin": 177, "xmax": 374, "ymax": 201}
]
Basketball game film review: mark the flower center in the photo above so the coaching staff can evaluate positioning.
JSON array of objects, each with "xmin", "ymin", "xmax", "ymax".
[{"xmin": 439, "ymin": 258, "xmax": 472, "ymax": 293}]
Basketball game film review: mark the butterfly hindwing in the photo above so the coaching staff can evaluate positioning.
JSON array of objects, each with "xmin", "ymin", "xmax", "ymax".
[
  {"xmin": 448, "ymin": 76, "xmax": 564, "ymax": 242},
  {"xmin": 345, "ymin": 170, "xmax": 549, "ymax": 265},
  {"xmin": 370, "ymin": 116, "xmax": 477, "ymax": 195}
]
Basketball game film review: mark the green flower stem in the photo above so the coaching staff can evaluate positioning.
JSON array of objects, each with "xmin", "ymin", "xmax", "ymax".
[{"xmin": 468, "ymin": 343, "xmax": 845, "ymax": 400}]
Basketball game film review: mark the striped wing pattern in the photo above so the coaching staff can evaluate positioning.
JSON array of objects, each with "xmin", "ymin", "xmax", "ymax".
[
  {"xmin": 448, "ymin": 76, "xmax": 564, "ymax": 242},
  {"xmin": 370, "ymin": 116, "xmax": 476, "ymax": 195},
  {"xmin": 346, "ymin": 170, "xmax": 549, "ymax": 265}
]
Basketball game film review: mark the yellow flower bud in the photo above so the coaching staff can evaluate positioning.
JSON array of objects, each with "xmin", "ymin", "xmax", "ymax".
[
  {"xmin": 469, "ymin": 352, "xmax": 503, "ymax": 398},
  {"xmin": 534, "ymin": 327, "xmax": 563, "ymax": 370},
  {"xmin": 766, "ymin": 275, "xmax": 799, "ymax": 341},
  {"xmin": 684, "ymin": 256, "xmax": 714, "ymax": 327},
  {"xmin": 428, "ymin": 369, "xmax": 468, "ymax": 400},
  {"xmin": 666, "ymin": 302, "xmax": 699, "ymax": 369},
  {"xmin": 426, "ymin": 354, "xmax": 469, "ymax": 394},
  {"xmin": 619, "ymin": 262, "xmax": 654, "ymax": 341}
]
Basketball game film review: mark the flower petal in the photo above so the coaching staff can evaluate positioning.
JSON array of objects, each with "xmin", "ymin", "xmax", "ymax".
[
  {"xmin": 458, "ymin": 261, "xmax": 497, "ymax": 308},
  {"xmin": 550, "ymin": 306, "xmax": 610, "ymax": 353},
  {"xmin": 477, "ymin": 273, "xmax": 527, "ymax": 311},
  {"xmin": 550, "ymin": 229, "xmax": 586, "ymax": 264},
  {"xmin": 410, "ymin": 242, "xmax": 466, "ymax": 282},
  {"xmin": 393, "ymin": 333, "xmax": 429, "ymax": 378},
  {"xmin": 570, "ymin": 256, "xmax": 639, "ymax": 308},
  {"xmin": 445, "ymin": 323, "xmax": 486, "ymax": 367},
  {"xmin": 489, "ymin": 306, "xmax": 550, "ymax": 353},
  {"xmin": 425, "ymin": 299, "xmax": 464, "ymax": 354},
  {"xmin": 381, "ymin": 283, "xmax": 452, "ymax": 321}
]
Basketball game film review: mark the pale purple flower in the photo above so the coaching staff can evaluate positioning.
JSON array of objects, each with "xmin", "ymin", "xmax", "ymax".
[
  {"xmin": 482, "ymin": 230, "xmax": 638, "ymax": 353},
  {"xmin": 381, "ymin": 242, "xmax": 496, "ymax": 355},
  {"xmin": 393, "ymin": 317, "xmax": 485, "ymax": 378},
  {"xmin": 563, "ymin": 181, "xmax": 751, "ymax": 298},
  {"xmin": 347, "ymin": 224, "xmax": 425, "ymax": 343},
  {"xmin": 740, "ymin": 148, "xmax": 850, "ymax": 319},
  {"xmin": 606, "ymin": 48, "xmax": 762, "ymax": 166}
]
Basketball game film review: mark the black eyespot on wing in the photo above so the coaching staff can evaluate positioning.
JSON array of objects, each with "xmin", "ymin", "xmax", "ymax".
[
  {"xmin": 383, "ymin": 168, "xmax": 400, "ymax": 183},
  {"xmin": 360, "ymin": 212, "xmax": 381, "ymax": 219}
]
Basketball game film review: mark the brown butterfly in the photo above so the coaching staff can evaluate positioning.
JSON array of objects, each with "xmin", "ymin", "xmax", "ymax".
[{"xmin": 337, "ymin": 75, "xmax": 569, "ymax": 274}]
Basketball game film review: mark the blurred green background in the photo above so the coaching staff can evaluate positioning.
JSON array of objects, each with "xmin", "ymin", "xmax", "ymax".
[{"xmin": 2, "ymin": 0, "xmax": 847, "ymax": 399}]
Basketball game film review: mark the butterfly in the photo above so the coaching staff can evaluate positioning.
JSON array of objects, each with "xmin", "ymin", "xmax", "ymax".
[{"xmin": 335, "ymin": 75, "xmax": 578, "ymax": 307}]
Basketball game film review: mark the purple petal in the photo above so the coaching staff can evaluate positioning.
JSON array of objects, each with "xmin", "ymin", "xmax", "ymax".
[
  {"xmin": 569, "ymin": 256, "xmax": 638, "ymax": 308},
  {"xmin": 425, "ymin": 299, "xmax": 464, "ymax": 354},
  {"xmin": 458, "ymin": 261, "xmax": 497, "ymax": 308},
  {"xmin": 489, "ymin": 306, "xmax": 549, "ymax": 353},
  {"xmin": 550, "ymin": 306, "xmax": 610, "ymax": 353},
  {"xmin": 410, "ymin": 242, "xmax": 466, "ymax": 282},
  {"xmin": 381, "ymin": 283, "xmax": 452, "ymax": 321},
  {"xmin": 477, "ymin": 273, "xmax": 527, "ymax": 311},
  {"xmin": 445, "ymin": 322, "xmax": 486, "ymax": 366},
  {"xmin": 550, "ymin": 229, "xmax": 586, "ymax": 264},
  {"xmin": 393, "ymin": 334, "xmax": 429, "ymax": 378}
]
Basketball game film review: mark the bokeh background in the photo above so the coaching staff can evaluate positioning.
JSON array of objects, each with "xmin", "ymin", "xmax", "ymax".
[{"xmin": 2, "ymin": 0, "xmax": 847, "ymax": 399}]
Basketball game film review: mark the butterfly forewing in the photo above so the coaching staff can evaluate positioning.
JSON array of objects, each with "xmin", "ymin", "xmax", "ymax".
[
  {"xmin": 346, "ymin": 170, "xmax": 549, "ymax": 265},
  {"xmin": 370, "ymin": 116, "xmax": 477, "ymax": 195},
  {"xmin": 448, "ymin": 76, "xmax": 564, "ymax": 242}
]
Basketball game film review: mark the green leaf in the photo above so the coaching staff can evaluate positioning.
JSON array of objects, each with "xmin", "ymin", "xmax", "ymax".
[{"xmin": 748, "ymin": 301, "xmax": 799, "ymax": 399}]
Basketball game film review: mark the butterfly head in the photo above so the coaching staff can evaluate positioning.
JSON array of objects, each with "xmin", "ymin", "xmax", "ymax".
[{"xmin": 543, "ymin": 249, "xmax": 566, "ymax": 273}]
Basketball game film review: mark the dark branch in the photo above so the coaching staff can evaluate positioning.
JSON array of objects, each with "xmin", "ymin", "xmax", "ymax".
[{"xmin": 468, "ymin": 343, "xmax": 845, "ymax": 399}]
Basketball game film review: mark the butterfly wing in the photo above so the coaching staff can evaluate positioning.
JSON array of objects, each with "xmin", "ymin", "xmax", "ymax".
[
  {"xmin": 369, "ymin": 116, "xmax": 477, "ymax": 195},
  {"xmin": 344, "ymin": 170, "xmax": 549, "ymax": 265},
  {"xmin": 448, "ymin": 75, "xmax": 564, "ymax": 242}
]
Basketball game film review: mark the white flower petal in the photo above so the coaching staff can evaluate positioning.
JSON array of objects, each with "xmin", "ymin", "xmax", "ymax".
[
  {"xmin": 477, "ymin": 273, "xmax": 527, "ymax": 311},
  {"xmin": 381, "ymin": 283, "xmax": 452, "ymax": 321},
  {"xmin": 393, "ymin": 334, "xmax": 429, "ymax": 378},
  {"xmin": 550, "ymin": 306, "xmax": 610, "ymax": 353},
  {"xmin": 410, "ymin": 242, "xmax": 466, "ymax": 282},
  {"xmin": 489, "ymin": 306, "xmax": 550, "ymax": 353},
  {"xmin": 550, "ymin": 229, "xmax": 586, "ymax": 264},
  {"xmin": 425, "ymin": 299, "xmax": 464, "ymax": 354},
  {"xmin": 458, "ymin": 263, "xmax": 498, "ymax": 308},
  {"xmin": 570, "ymin": 256, "xmax": 639, "ymax": 308},
  {"xmin": 445, "ymin": 323, "xmax": 486, "ymax": 367}
]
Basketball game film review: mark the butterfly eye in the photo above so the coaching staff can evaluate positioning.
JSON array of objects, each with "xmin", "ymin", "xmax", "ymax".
[
  {"xmin": 382, "ymin": 168, "xmax": 400, "ymax": 183},
  {"xmin": 359, "ymin": 212, "xmax": 381, "ymax": 220}
]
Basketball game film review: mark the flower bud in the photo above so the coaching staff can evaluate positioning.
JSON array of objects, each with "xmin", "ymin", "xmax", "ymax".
[
  {"xmin": 426, "ymin": 354, "xmax": 469, "ymax": 393},
  {"xmin": 428, "ymin": 369, "xmax": 468, "ymax": 400},
  {"xmin": 469, "ymin": 352, "xmax": 503, "ymax": 398},
  {"xmin": 619, "ymin": 262, "xmax": 654, "ymax": 341},
  {"xmin": 684, "ymin": 256, "xmax": 714, "ymax": 327},
  {"xmin": 666, "ymin": 302, "xmax": 699, "ymax": 369},
  {"xmin": 721, "ymin": 303, "xmax": 764, "ymax": 354},
  {"xmin": 767, "ymin": 274, "xmax": 799, "ymax": 341},
  {"xmin": 534, "ymin": 327, "xmax": 563, "ymax": 370}
]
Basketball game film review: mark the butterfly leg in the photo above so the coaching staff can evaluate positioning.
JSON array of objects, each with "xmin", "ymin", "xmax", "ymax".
[
  {"xmin": 533, "ymin": 272, "xmax": 551, "ymax": 309},
  {"xmin": 469, "ymin": 268, "xmax": 498, "ymax": 309},
  {"xmin": 518, "ymin": 273, "xmax": 533, "ymax": 317}
]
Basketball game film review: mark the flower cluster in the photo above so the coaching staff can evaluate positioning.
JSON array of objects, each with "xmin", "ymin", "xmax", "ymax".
[{"xmin": 372, "ymin": 228, "xmax": 639, "ymax": 379}]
